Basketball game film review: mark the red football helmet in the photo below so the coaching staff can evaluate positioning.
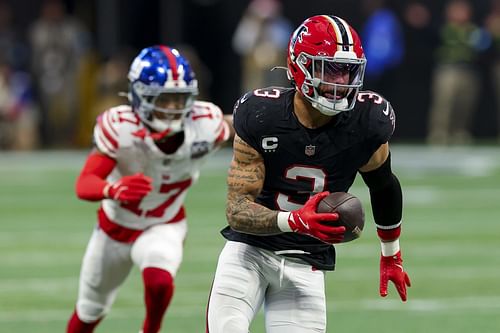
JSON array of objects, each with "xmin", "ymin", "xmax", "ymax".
[{"xmin": 287, "ymin": 15, "xmax": 366, "ymax": 115}]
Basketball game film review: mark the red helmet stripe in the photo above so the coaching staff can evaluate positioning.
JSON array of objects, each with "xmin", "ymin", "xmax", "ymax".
[{"xmin": 159, "ymin": 45, "xmax": 179, "ymax": 81}]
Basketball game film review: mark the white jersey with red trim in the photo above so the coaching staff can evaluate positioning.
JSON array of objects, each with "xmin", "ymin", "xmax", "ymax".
[{"xmin": 93, "ymin": 101, "xmax": 229, "ymax": 230}]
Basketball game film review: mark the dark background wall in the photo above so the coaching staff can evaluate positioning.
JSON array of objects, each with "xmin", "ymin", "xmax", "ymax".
[{"xmin": 6, "ymin": 0, "xmax": 498, "ymax": 142}]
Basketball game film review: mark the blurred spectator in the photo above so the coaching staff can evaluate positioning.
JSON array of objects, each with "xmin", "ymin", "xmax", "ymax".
[
  {"xmin": 232, "ymin": 0, "xmax": 292, "ymax": 93},
  {"xmin": 401, "ymin": 1, "xmax": 435, "ymax": 74},
  {"xmin": 175, "ymin": 44, "xmax": 213, "ymax": 101},
  {"xmin": 29, "ymin": 0, "xmax": 91, "ymax": 148},
  {"xmin": 74, "ymin": 50, "xmax": 130, "ymax": 147},
  {"xmin": 0, "ymin": 0, "xmax": 28, "ymax": 71},
  {"xmin": 93, "ymin": 53, "xmax": 130, "ymax": 115},
  {"xmin": 426, "ymin": 0, "xmax": 484, "ymax": 145},
  {"xmin": 484, "ymin": 0, "xmax": 500, "ymax": 141},
  {"xmin": 0, "ymin": 61, "xmax": 38, "ymax": 150},
  {"xmin": 361, "ymin": 0, "xmax": 404, "ymax": 90},
  {"xmin": 395, "ymin": 1, "xmax": 437, "ymax": 139}
]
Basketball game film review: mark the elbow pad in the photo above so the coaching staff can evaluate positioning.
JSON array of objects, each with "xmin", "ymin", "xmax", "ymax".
[{"xmin": 360, "ymin": 154, "xmax": 402, "ymax": 233}]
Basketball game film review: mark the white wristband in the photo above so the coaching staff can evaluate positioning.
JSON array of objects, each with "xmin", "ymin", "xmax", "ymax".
[
  {"xmin": 277, "ymin": 212, "xmax": 292, "ymax": 232},
  {"xmin": 102, "ymin": 183, "xmax": 112, "ymax": 198},
  {"xmin": 380, "ymin": 239, "xmax": 400, "ymax": 256}
]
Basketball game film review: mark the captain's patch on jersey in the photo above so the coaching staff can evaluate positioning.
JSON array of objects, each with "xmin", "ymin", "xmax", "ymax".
[{"xmin": 261, "ymin": 136, "xmax": 278, "ymax": 152}]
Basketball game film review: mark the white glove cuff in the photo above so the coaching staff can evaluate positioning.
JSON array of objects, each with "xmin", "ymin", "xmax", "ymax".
[
  {"xmin": 277, "ymin": 212, "xmax": 292, "ymax": 232},
  {"xmin": 380, "ymin": 239, "xmax": 400, "ymax": 256}
]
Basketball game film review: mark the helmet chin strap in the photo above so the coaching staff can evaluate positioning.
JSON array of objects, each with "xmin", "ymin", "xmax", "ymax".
[
  {"xmin": 311, "ymin": 97, "xmax": 347, "ymax": 116},
  {"xmin": 306, "ymin": 78, "xmax": 351, "ymax": 116}
]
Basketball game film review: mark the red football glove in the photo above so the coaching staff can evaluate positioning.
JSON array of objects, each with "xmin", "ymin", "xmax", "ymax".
[
  {"xmin": 283, "ymin": 192, "xmax": 346, "ymax": 244},
  {"xmin": 380, "ymin": 250, "xmax": 411, "ymax": 301},
  {"xmin": 103, "ymin": 173, "xmax": 153, "ymax": 203}
]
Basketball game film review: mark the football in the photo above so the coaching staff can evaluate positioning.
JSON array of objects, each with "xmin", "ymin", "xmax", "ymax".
[{"xmin": 316, "ymin": 192, "xmax": 365, "ymax": 243}]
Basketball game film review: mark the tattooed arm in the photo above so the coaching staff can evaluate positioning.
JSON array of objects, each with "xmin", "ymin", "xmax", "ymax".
[{"xmin": 226, "ymin": 134, "xmax": 281, "ymax": 235}]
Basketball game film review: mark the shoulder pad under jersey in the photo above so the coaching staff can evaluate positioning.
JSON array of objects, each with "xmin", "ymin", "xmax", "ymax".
[
  {"xmin": 93, "ymin": 105, "xmax": 142, "ymax": 158},
  {"xmin": 188, "ymin": 101, "xmax": 230, "ymax": 145},
  {"xmin": 356, "ymin": 91, "xmax": 396, "ymax": 144},
  {"xmin": 233, "ymin": 87, "xmax": 292, "ymax": 151}
]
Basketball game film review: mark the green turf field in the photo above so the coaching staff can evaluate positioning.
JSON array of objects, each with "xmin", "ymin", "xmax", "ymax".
[{"xmin": 1, "ymin": 146, "xmax": 499, "ymax": 333}]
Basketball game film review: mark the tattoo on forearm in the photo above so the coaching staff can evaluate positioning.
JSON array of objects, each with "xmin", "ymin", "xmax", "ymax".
[
  {"xmin": 225, "ymin": 138, "xmax": 281, "ymax": 235},
  {"xmin": 226, "ymin": 193, "xmax": 280, "ymax": 235}
]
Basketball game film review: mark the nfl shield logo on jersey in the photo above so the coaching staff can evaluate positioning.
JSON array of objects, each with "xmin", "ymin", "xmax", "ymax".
[{"xmin": 305, "ymin": 145, "xmax": 316, "ymax": 156}]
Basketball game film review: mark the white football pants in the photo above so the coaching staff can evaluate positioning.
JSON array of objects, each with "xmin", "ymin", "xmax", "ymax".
[
  {"xmin": 207, "ymin": 241, "xmax": 327, "ymax": 333},
  {"xmin": 75, "ymin": 220, "xmax": 187, "ymax": 322}
]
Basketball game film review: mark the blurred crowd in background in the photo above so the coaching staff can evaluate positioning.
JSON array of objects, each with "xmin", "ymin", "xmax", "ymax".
[{"xmin": 0, "ymin": 0, "xmax": 498, "ymax": 150}]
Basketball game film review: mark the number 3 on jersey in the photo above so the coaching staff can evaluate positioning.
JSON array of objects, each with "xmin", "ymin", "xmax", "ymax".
[
  {"xmin": 357, "ymin": 92, "xmax": 383, "ymax": 104},
  {"xmin": 276, "ymin": 166, "xmax": 327, "ymax": 211},
  {"xmin": 254, "ymin": 88, "xmax": 281, "ymax": 99}
]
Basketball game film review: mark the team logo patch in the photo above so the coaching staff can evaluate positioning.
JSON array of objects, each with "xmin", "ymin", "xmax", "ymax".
[
  {"xmin": 305, "ymin": 145, "xmax": 316, "ymax": 156},
  {"xmin": 289, "ymin": 25, "xmax": 308, "ymax": 61},
  {"xmin": 191, "ymin": 141, "xmax": 210, "ymax": 159}
]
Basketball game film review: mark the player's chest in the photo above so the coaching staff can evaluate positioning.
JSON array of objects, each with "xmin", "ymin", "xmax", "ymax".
[
  {"xmin": 260, "ymin": 129, "xmax": 369, "ymax": 174},
  {"xmin": 116, "ymin": 138, "xmax": 208, "ymax": 179}
]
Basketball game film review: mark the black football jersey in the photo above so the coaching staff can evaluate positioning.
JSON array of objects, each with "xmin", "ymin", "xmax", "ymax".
[{"xmin": 222, "ymin": 87, "xmax": 395, "ymax": 270}]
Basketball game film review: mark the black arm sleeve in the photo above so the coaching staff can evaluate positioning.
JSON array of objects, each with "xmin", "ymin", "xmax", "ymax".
[{"xmin": 359, "ymin": 153, "xmax": 402, "ymax": 229}]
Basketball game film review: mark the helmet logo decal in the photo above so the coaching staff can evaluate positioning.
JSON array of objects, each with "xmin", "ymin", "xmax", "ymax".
[
  {"xmin": 289, "ymin": 25, "xmax": 309, "ymax": 61},
  {"xmin": 129, "ymin": 59, "xmax": 149, "ymax": 81}
]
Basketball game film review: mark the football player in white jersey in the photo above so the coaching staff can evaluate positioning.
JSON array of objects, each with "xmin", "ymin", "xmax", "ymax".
[{"xmin": 66, "ymin": 45, "xmax": 232, "ymax": 333}]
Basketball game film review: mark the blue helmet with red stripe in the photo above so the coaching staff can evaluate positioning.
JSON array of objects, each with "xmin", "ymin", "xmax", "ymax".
[{"xmin": 128, "ymin": 45, "xmax": 198, "ymax": 133}]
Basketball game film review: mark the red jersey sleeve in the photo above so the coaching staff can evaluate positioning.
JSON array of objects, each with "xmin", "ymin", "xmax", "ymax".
[{"xmin": 75, "ymin": 151, "xmax": 117, "ymax": 201}]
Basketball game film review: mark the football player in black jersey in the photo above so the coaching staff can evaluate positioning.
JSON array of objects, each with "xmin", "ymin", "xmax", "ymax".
[{"xmin": 207, "ymin": 15, "xmax": 411, "ymax": 333}]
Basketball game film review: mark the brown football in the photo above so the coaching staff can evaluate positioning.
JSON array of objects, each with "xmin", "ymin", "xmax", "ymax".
[{"xmin": 316, "ymin": 192, "xmax": 365, "ymax": 243}]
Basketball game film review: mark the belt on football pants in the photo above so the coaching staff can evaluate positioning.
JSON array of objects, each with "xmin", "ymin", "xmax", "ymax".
[{"xmin": 97, "ymin": 206, "xmax": 185, "ymax": 243}]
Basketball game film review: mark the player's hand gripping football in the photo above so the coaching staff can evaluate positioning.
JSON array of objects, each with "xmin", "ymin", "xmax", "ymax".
[
  {"xmin": 285, "ymin": 192, "xmax": 346, "ymax": 244},
  {"xmin": 380, "ymin": 250, "xmax": 411, "ymax": 301},
  {"xmin": 104, "ymin": 173, "xmax": 153, "ymax": 203}
]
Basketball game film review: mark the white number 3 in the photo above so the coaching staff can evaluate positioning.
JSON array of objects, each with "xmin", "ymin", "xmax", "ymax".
[
  {"xmin": 276, "ymin": 166, "xmax": 327, "ymax": 211},
  {"xmin": 357, "ymin": 92, "xmax": 383, "ymax": 104},
  {"xmin": 254, "ymin": 88, "xmax": 281, "ymax": 99}
]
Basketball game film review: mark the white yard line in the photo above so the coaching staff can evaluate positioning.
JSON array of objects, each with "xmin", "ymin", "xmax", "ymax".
[
  {"xmin": 356, "ymin": 296, "xmax": 500, "ymax": 312},
  {"xmin": 1, "ymin": 296, "xmax": 500, "ymax": 323}
]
